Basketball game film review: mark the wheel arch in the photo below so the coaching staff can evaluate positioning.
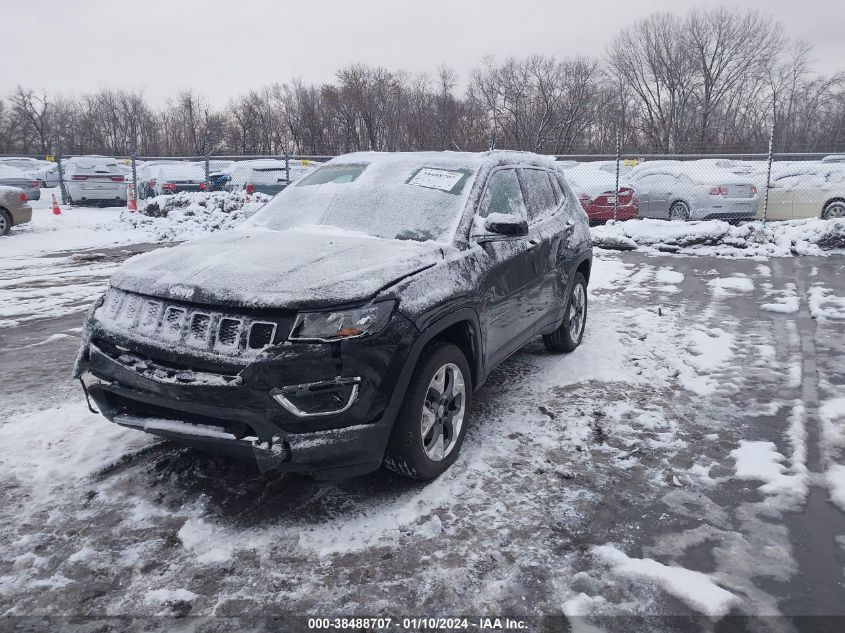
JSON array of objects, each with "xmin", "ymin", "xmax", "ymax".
[
  {"xmin": 382, "ymin": 308, "xmax": 483, "ymax": 434},
  {"xmin": 575, "ymin": 257, "xmax": 591, "ymax": 285}
]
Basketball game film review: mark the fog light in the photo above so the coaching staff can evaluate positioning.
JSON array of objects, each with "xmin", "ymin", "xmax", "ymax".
[{"xmin": 271, "ymin": 377, "xmax": 361, "ymax": 418}]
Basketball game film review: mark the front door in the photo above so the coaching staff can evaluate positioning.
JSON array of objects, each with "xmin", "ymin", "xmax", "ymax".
[{"xmin": 474, "ymin": 168, "xmax": 539, "ymax": 368}]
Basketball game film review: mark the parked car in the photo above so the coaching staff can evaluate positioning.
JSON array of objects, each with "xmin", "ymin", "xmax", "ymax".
[
  {"xmin": 64, "ymin": 156, "xmax": 127, "ymax": 205},
  {"xmin": 226, "ymin": 159, "xmax": 316, "ymax": 195},
  {"xmin": 563, "ymin": 165, "xmax": 638, "ymax": 223},
  {"xmin": 30, "ymin": 161, "xmax": 61, "ymax": 187},
  {"xmin": 0, "ymin": 157, "xmax": 50, "ymax": 173},
  {"xmin": 821, "ymin": 155, "xmax": 845, "ymax": 164},
  {"xmin": 626, "ymin": 166, "xmax": 758, "ymax": 221},
  {"xmin": 0, "ymin": 165, "xmax": 41, "ymax": 201},
  {"xmin": 759, "ymin": 166, "xmax": 845, "ymax": 220},
  {"xmin": 207, "ymin": 161, "xmax": 239, "ymax": 191},
  {"xmin": 74, "ymin": 151, "xmax": 592, "ymax": 480},
  {"xmin": 137, "ymin": 163, "xmax": 206, "ymax": 198},
  {"xmin": 0, "ymin": 185, "xmax": 32, "ymax": 236}
]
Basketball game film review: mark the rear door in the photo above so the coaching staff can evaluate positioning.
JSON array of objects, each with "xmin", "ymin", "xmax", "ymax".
[
  {"xmin": 475, "ymin": 167, "xmax": 538, "ymax": 368},
  {"xmin": 517, "ymin": 167, "xmax": 566, "ymax": 331},
  {"xmin": 631, "ymin": 175, "xmax": 657, "ymax": 216}
]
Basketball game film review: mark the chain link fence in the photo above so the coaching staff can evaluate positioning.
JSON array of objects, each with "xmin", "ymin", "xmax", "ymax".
[{"xmin": 2, "ymin": 147, "xmax": 844, "ymax": 227}]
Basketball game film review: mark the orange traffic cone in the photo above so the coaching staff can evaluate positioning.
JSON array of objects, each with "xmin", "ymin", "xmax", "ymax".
[
  {"xmin": 51, "ymin": 193, "xmax": 61, "ymax": 215},
  {"xmin": 127, "ymin": 184, "xmax": 138, "ymax": 211}
]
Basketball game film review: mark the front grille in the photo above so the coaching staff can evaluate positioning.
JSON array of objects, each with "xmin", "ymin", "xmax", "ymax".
[{"xmin": 96, "ymin": 288, "xmax": 291, "ymax": 357}]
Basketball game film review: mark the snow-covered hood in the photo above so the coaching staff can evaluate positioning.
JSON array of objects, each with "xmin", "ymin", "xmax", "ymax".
[{"xmin": 109, "ymin": 227, "xmax": 444, "ymax": 309}]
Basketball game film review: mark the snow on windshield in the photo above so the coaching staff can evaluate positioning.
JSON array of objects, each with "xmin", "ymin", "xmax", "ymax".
[{"xmin": 248, "ymin": 156, "xmax": 478, "ymax": 242}]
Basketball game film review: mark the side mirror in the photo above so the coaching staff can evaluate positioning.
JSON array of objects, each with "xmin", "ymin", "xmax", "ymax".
[{"xmin": 483, "ymin": 213, "xmax": 528, "ymax": 238}]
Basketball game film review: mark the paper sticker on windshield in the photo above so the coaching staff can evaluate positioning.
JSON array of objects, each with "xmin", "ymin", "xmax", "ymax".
[{"xmin": 407, "ymin": 168, "xmax": 464, "ymax": 192}]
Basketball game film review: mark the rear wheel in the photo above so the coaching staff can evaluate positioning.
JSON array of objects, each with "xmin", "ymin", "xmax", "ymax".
[
  {"xmin": 543, "ymin": 272, "xmax": 588, "ymax": 353},
  {"xmin": 669, "ymin": 201, "xmax": 690, "ymax": 221},
  {"xmin": 822, "ymin": 201, "xmax": 845, "ymax": 219},
  {"xmin": 0, "ymin": 209, "xmax": 10, "ymax": 236},
  {"xmin": 384, "ymin": 342, "xmax": 472, "ymax": 480}
]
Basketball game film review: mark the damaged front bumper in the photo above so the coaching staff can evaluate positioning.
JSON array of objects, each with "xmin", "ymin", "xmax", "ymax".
[
  {"xmin": 75, "ymin": 302, "xmax": 417, "ymax": 479},
  {"xmin": 89, "ymin": 385, "xmax": 393, "ymax": 478}
]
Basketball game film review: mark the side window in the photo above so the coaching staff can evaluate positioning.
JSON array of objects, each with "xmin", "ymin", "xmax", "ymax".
[
  {"xmin": 479, "ymin": 169, "xmax": 526, "ymax": 218},
  {"xmin": 520, "ymin": 168, "xmax": 558, "ymax": 222},
  {"xmin": 555, "ymin": 174, "xmax": 582, "ymax": 215}
]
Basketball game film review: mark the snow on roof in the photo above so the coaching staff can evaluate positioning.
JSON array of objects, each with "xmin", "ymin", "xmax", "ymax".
[
  {"xmin": 328, "ymin": 150, "xmax": 559, "ymax": 170},
  {"xmin": 562, "ymin": 166, "xmax": 617, "ymax": 196},
  {"xmin": 0, "ymin": 165, "xmax": 31, "ymax": 179},
  {"xmin": 631, "ymin": 162, "xmax": 751, "ymax": 185}
]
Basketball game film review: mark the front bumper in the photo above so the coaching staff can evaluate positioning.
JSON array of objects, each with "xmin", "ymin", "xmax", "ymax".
[{"xmin": 77, "ymin": 311, "xmax": 417, "ymax": 478}]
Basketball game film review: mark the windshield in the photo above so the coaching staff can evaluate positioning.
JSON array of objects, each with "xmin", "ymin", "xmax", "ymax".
[{"xmin": 249, "ymin": 158, "xmax": 477, "ymax": 242}]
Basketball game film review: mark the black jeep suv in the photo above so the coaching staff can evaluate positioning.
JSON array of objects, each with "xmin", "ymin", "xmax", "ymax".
[{"xmin": 74, "ymin": 151, "xmax": 592, "ymax": 480}]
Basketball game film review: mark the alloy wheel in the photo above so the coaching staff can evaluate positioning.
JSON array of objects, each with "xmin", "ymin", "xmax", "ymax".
[
  {"xmin": 569, "ymin": 282, "xmax": 586, "ymax": 341},
  {"xmin": 0, "ymin": 214, "xmax": 7, "ymax": 234},
  {"xmin": 824, "ymin": 202, "xmax": 845, "ymax": 219},
  {"xmin": 421, "ymin": 362, "xmax": 467, "ymax": 462},
  {"xmin": 670, "ymin": 203, "xmax": 690, "ymax": 221}
]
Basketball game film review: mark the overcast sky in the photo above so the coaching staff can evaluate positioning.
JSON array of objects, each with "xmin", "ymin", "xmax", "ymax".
[{"xmin": 1, "ymin": 0, "xmax": 842, "ymax": 106}]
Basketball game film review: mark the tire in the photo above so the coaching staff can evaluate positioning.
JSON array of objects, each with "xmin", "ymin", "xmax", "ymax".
[
  {"xmin": 822, "ymin": 201, "xmax": 845, "ymax": 219},
  {"xmin": 543, "ymin": 272, "xmax": 588, "ymax": 353},
  {"xmin": 383, "ymin": 342, "xmax": 472, "ymax": 480},
  {"xmin": 0, "ymin": 209, "xmax": 10, "ymax": 236},
  {"xmin": 669, "ymin": 201, "xmax": 691, "ymax": 221}
]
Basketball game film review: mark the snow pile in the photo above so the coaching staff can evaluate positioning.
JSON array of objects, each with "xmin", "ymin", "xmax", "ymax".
[
  {"xmin": 592, "ymin": 545, "xmax": 740, "ymax": 617},
  {"xmin": 121, "ymin": 191, "xmax": 270, "ymax": 242},
  {"xmin": 592, "ymin": 218, "xmax": 845, "ymax": 257}
]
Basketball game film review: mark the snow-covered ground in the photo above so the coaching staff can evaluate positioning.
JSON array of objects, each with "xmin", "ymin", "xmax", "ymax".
[
  {"xmin": 1, "ymin": 195, "xmax": 844, "ymax": 628},
  {"xmin": 593, "ymin": 217, "xmax": 845, "ymax": 257}
]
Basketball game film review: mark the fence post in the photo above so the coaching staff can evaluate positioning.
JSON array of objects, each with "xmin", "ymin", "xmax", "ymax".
[
  {"xmin": 54, "ymin": 141, "xmax": 67, "ymax": 205},
  {"xmin": 762, "ymin": 124, "xmax": 775, "ymax": 226},
  {"xmin": 284, "ymin": 150, "xmax": 290, "ymax": 186},
  {"xmin": 205, "ymin": 151, "xmax": 211, "ymax": 192},
  {"xmin": 130, "ymin": 150, "xmax": 138, "ymax": 200},
  {"xmin": 613, "ymin": 128, "xmax": 621, "ymax": 222}
]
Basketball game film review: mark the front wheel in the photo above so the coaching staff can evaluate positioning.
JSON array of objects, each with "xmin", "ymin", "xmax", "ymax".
[
  {"xmin": 543, "ymin": 272, "xmax": 588, "ymax": 353},
  {"xmin": 384, "ymin": 342, "xmax": 472, "ymax": 480}
]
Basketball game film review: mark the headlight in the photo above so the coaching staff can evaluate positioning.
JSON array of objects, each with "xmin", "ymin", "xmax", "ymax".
[{"xmin": 288, "ymin": 301, "xmax": 395, "ymax": 342}]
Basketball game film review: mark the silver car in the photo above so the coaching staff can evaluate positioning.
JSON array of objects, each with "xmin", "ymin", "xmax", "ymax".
[
  {"xmin": 0, "ymin": 185, "xmax": 33, "ymax": 236},
  {"xmin": 627, "ymin": 166, "xmax": 758, "ymax": 221},
  {"xmin": 0, "ymin": 165, "xmax": 41, "ymax": 201}
]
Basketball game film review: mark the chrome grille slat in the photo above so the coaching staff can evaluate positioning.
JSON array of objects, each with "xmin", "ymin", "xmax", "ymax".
[{"xmin": 97, "ymin": 289, "xmax": 284, "ymax": 355}]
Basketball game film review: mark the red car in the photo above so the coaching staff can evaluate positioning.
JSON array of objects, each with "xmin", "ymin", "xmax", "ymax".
[{"xmin": 564, "ymin": 166, "xmax": 639, "ymax": 223}]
